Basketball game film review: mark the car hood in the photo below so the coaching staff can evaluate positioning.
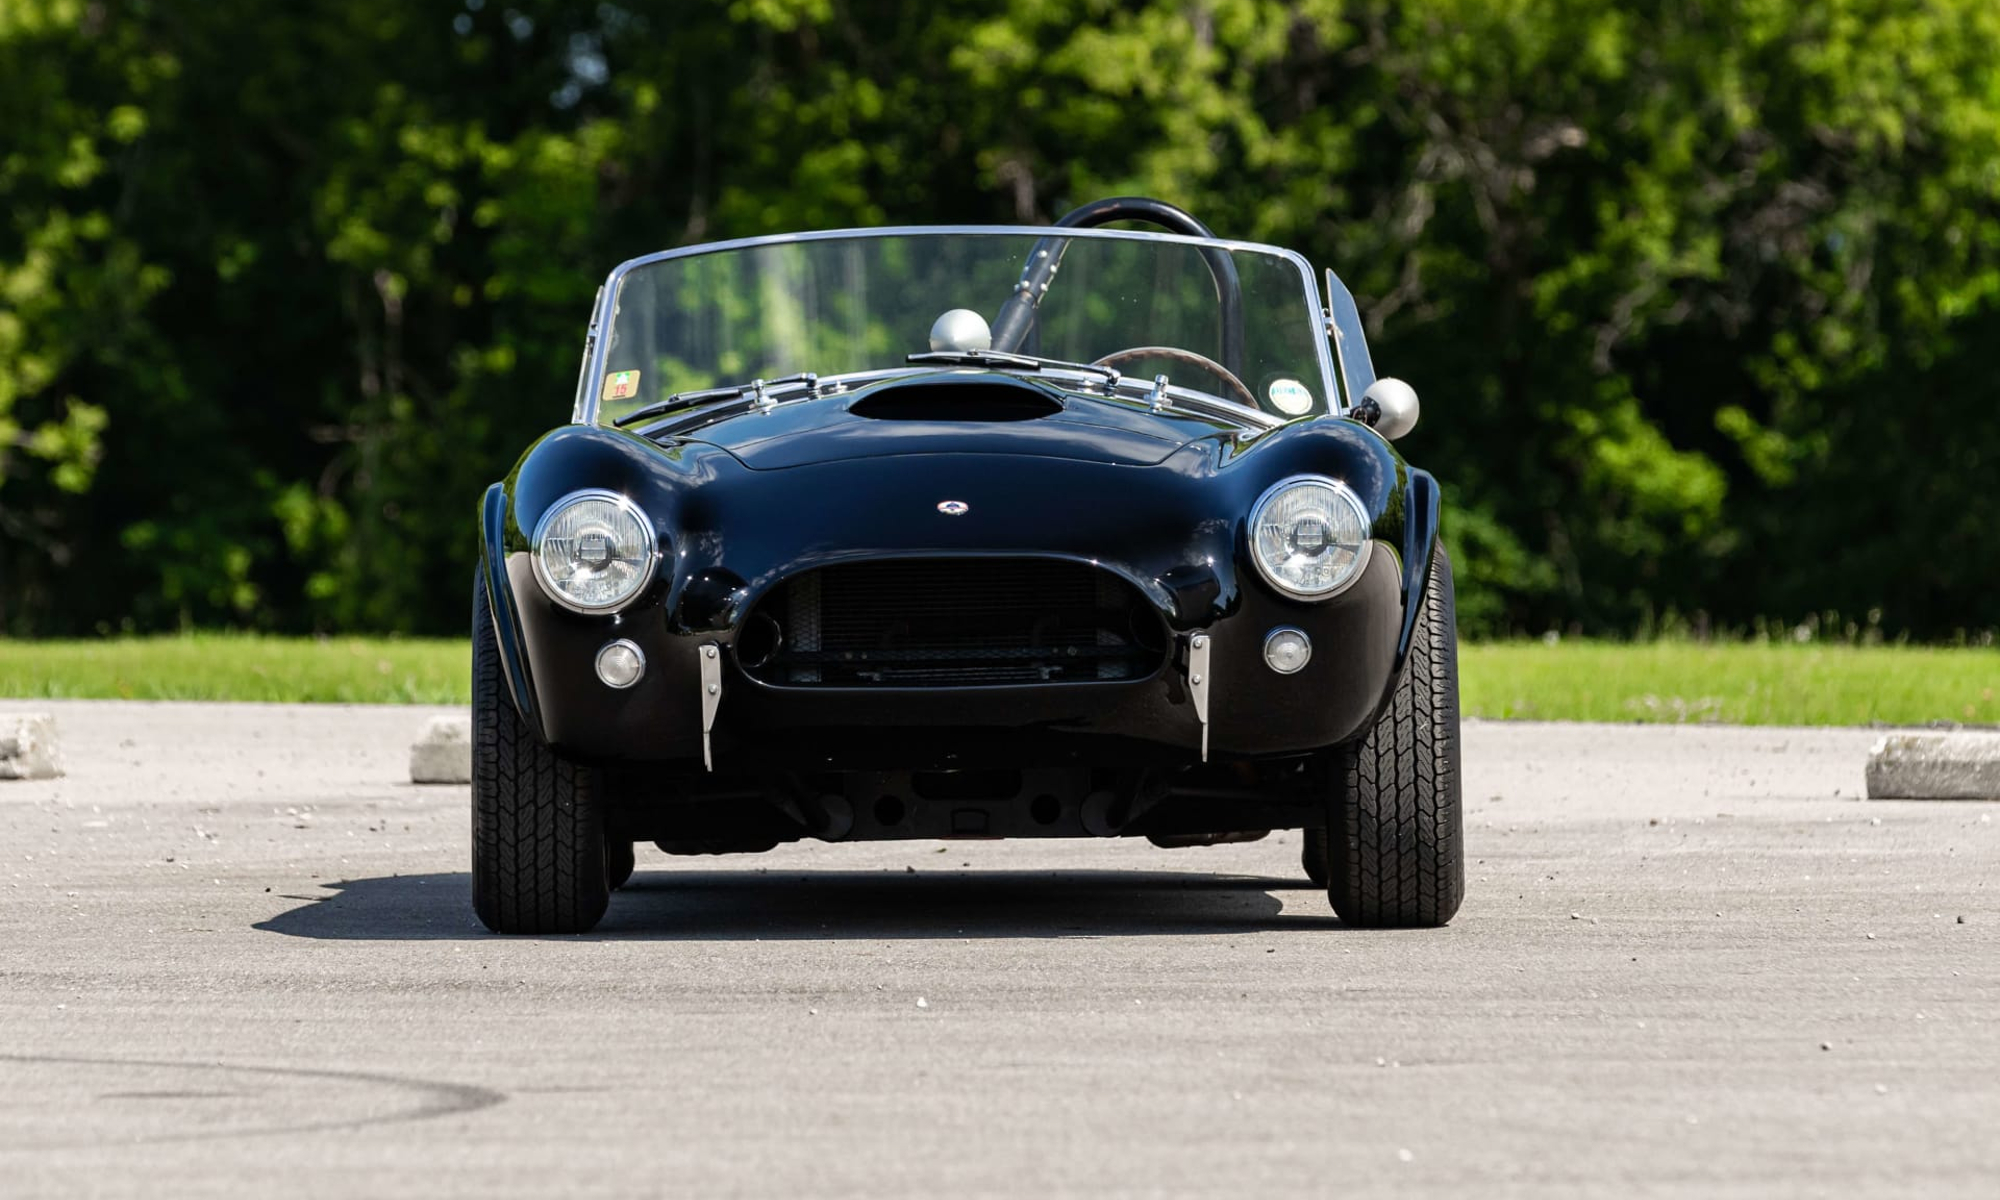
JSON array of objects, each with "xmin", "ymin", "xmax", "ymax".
[{"xmin": 653, "ymin": 371, "xmax": 1252, "ymax": 470}]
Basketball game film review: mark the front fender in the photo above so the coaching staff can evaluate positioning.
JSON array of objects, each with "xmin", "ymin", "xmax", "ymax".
[
  {"xmin": 492, "ymin": 425, "xmax": 732, "ymax": 757},
  {"xmin": 1215, "ymin": 418, "xmax": 1442, "ymax": 742}
]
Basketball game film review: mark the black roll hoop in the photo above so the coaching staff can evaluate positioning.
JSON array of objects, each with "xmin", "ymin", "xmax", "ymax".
[{"xmin": 988, "ymin": 197, "xmax": 1246, "ymax": 379}]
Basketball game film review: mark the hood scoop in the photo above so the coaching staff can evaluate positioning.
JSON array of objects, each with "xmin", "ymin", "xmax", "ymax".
[
  {"xmin": 849, "ymin": 381, "xmax": 1061, "ymax": 423},
  {"xmin": 676, "ymin": 371, "xmax": 1240, "ymax": 470}
]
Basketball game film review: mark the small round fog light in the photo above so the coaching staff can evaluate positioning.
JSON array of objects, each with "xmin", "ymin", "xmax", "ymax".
[
  {"xmin": 595, "ymin": 640, "xmax": 645, "ymax": 689},
  {"xmin": 1263, "ymin": 628, "xmax": 1312, "ymax": 675}
]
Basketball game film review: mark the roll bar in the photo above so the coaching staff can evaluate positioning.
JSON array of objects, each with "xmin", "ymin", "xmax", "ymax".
[{"xmin": 988, "ymin": 197, "xmax": 1246, "ymax": 377}]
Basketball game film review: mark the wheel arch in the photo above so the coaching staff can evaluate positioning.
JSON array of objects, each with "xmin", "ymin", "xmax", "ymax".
[
  {"xmin": 479, "ymin": 482, "xmax": 544, "ymax": 741},
  {"xmin": 1395, "ymin": 468, "xmax": 1444, "ymax": 669},
  {"xmin": 1341, "ymin": 466, "xmax": 1445, "ymax": 740}
]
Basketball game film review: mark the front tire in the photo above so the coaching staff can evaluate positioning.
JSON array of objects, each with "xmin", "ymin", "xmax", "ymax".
[
  {"xmin": 1321, "ymin": 545, "xmax": 1464, "ymax": 927},
  {"xmin": 471, "ymin": 575, "xmax": 610, "ymax": 934}
]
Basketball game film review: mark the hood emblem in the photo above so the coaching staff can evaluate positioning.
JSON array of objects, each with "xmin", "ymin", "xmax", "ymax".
[{"xmin": 937, "ymin": 500, "xmax": 970, "ymax": 516}]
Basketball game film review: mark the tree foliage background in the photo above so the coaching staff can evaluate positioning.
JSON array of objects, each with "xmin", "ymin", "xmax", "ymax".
[{"xmin": 2, "ymin": 0, "xmax": 1996, "ymax": 638}]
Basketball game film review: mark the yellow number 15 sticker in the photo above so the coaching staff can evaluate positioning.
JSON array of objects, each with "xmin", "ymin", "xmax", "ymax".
[{"xmin": 602, "ymin": 370, "xmax": 642, "ymax": 401}]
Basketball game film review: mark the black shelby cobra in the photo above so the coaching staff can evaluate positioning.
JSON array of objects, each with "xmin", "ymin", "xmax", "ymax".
[{"xmin": 474, "ymin": 198, "xmax": 1459, "ymax": 934}]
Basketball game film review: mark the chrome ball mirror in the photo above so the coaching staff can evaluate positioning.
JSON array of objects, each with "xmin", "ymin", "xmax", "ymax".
[
  {"xmin": 929, "ymin": 308, "xmax": 993, "ymax": 353},
  {"xmin": 1362, "ymin": 377, "xmax": 1420, "ymax": 440}
]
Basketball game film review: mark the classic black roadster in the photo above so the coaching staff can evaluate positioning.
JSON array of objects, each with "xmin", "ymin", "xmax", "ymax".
[{"xmin": 473, "ymin": 198, "xmax": 1459, "ymax": 934}]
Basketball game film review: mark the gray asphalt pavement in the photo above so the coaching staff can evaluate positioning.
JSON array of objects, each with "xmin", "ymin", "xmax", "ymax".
[{"xmin": 1, "ymin": 700, "xmax": 1996, "ymax": 1198}]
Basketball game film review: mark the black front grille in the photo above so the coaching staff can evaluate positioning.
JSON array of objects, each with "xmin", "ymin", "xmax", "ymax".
[{"xmin": 742, "ymin": 559, "xmax": 1166, "ymax": 687}]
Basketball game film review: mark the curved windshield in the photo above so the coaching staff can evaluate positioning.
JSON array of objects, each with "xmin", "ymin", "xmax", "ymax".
[{"xmin": 592, "ymin": 230, "xmax": 1334, "ymax": 425}]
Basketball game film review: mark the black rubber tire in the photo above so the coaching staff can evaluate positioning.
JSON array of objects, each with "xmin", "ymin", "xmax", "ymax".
[
  {"xmin": 606, "ymin": 840, "xmax": 636, "ymax": 890},
  {"xmin": 1323, "ymin": 545, "xmax": 1464, "ymax": 927},
  {"xmin": 471, "ymin": 575, "xmax": 610, "ymax": 934},
  {"xmin": 1301, "ymin": 829, "xmax": 1329, "ymax": 888}
]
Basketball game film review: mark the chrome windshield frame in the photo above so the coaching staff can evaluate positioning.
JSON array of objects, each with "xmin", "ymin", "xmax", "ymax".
[{"xmin": 577, "ymin": 225, "xmax": 1345, "ymax": 427}]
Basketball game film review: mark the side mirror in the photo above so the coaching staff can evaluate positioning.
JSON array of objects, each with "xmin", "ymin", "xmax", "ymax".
[{"xmin": 1360, "ymin": 377, "xmax": 1419, "ymax": 440}]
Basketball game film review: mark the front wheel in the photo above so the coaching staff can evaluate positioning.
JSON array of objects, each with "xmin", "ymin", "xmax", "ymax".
[
  {"xmin": 471, "ymin": 574, "xmax": 611, "ymax": 934},
  {"xmin": 1320, "ymin": 545, "xmax": 1464, "ymax": 927}
]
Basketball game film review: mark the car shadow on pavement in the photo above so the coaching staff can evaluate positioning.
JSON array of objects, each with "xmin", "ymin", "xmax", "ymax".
[{"xmin": 255, "ymin": 868, "xmax": 1342, "ymax": 941}]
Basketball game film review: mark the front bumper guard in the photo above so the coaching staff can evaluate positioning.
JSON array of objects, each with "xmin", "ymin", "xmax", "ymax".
[
  {"xmin": 699, "ymin": 643, "xmax": 723, "ymax": 770},
  {"xmin": 1187, "ymin": 632, "xmax": 1212, "ymax": 762}
]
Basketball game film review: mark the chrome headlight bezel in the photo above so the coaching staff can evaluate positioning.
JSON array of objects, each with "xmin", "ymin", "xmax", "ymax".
[
  {"xmin": 529, "ymin": 488, "xmax": 662, "ymax": 614},
  {"xmin": 1246, "ymin": 475, "xmax": 1374, "ymax": 601}
]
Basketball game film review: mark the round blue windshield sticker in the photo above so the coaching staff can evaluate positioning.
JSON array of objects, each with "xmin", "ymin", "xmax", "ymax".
[{"xmin": 1267, "ymin": 378, "xmax": 1314, "ymax": 416}]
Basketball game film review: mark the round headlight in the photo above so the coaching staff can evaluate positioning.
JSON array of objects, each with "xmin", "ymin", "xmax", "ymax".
[
  {"xmin": 1248, "ymin": 476, "xmax": 1372, "ymax": 599},
  {"xmin": 532, "ymin": 490, "xmax": 659, "ymax": 612}
]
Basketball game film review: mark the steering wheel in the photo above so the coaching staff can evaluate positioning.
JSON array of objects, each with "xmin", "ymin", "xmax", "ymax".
[{"xmin": 1091, "ymin": 345, "xmax": 1260, "ymax": 410}]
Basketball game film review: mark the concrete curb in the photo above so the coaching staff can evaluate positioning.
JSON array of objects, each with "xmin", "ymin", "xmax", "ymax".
[
  {"xmin": 1866, "ymin": 732, "xmax": 2000, "ymax": 800},
  {"xmin": 410, "ymin": 714, "xmax": 472, "ymax": 785},
  {"xmin": 0, "ymin": 713, "xmax": 64, "ymax": 780}
]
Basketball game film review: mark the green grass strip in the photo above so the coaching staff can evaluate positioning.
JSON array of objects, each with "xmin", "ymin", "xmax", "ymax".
[
  {"xmin": 0, "ymin": 634, "xmax": 469, "ymax": 705},
  {"xmin": 1, "ymin": 636, "xmax": 1994, "ymax": 726},
  {"xmin": 1461, "ymin": 641, "xmax": 1999, "ymax": 727}
]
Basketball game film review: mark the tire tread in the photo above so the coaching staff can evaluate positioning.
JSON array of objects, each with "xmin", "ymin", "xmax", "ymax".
[
  {"xmin": 471, "ymin": 575, "xmax": 609, "ymax": 934},
  {"xmin": 1328, "ymin": 546, "xmax": 1464, "ymax": 927}
]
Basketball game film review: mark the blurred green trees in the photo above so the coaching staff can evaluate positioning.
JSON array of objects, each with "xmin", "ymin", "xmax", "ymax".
[{"xmin": 2, "ymin": 0, "xmax": 1996, "ymax": 637}]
